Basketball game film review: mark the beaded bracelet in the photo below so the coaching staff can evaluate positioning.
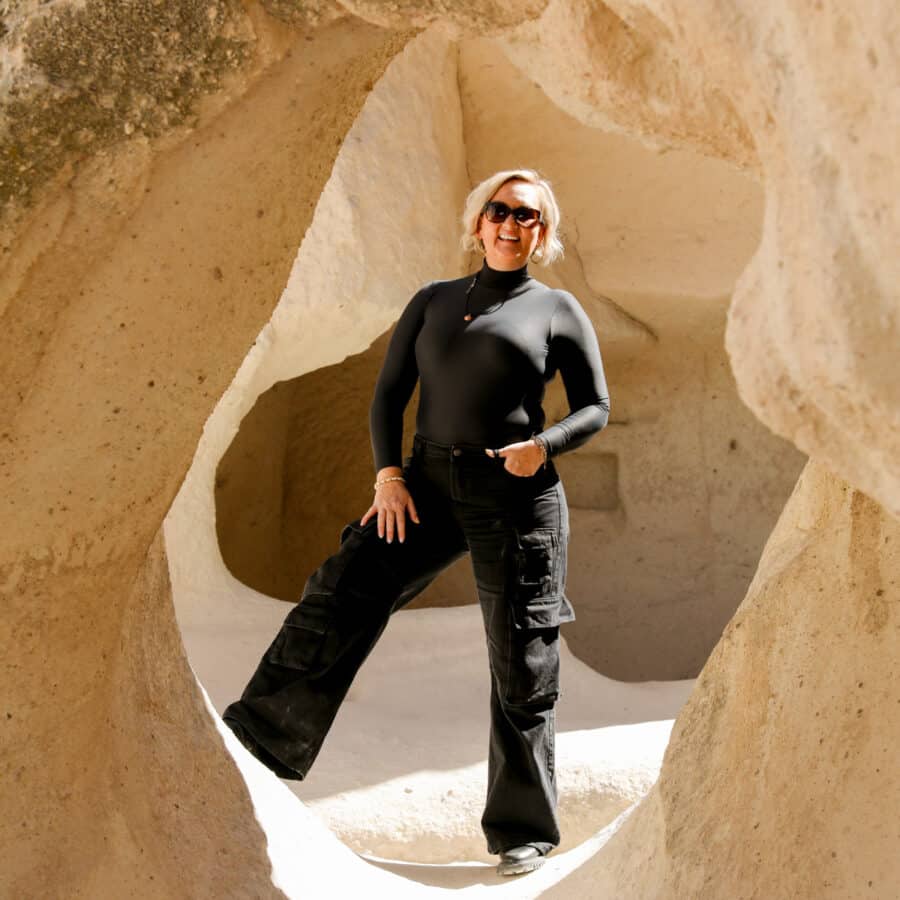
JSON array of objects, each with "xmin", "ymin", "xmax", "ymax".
[
  {"xmin": 532, "ymin": 434, "xmax": 549, "ymax": 468},
  {"xmin": 373, "ymin": 475, "xmax": 406, "ymax": 491}
]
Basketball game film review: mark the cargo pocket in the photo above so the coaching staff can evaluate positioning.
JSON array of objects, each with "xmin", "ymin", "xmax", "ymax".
[
  {"xmin": 266, "ymin": 594, "xmax": 336, "ymax": 674},
  {"xmin": 339, "ymin": 520, "xmax": 367, "ymax": 547},
  {"xmin": 504, "ymin": 619, "xmax": 561, "ymax": 706},
  {"xmin": 503, "ymin": 529, "xmax": 563, "ymax": 705},
  {"xmin": 511, "ymin": 529, "xmax": 563, "ymax": 630},
  {"xmin": 335, "ymin": 519, "xmax": 403, "ymax": 608}
]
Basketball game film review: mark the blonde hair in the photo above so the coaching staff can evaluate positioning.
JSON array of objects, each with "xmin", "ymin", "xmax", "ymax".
[{"xmin": 460, "ymin": 169, "xmax": 564, "ymax": 266}]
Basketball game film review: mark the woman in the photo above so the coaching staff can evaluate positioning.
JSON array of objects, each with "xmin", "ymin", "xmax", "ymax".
[{"xmin": 224, "ymin": 169, "xmax": 609, "ymax": 876}]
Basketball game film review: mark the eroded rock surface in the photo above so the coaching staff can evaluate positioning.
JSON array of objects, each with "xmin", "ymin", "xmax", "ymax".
[
  {"xmin": 503, "ymin": 0, "xmax": 900, "ymax": 518},
  {"xmin": 2, "ymin": 0, "xmax": 898, "ymax": 896},
  {"xmin": 1, "ymin": 9, "xmax": 414, "ymax": 896},
  {"xmin": 547, "ymin": 461, "xmax": 900, "ymax": 898}
]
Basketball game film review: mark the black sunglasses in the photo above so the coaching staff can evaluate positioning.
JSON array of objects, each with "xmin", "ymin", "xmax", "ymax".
[{"xmin": 482, "ymin": 201, "xmax": 543, "ymax": 227}]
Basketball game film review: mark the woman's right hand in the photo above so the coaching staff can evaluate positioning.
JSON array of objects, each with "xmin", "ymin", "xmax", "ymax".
[{"xmin": 360, "ymin": 468, "xmax": 420, "ymax": 544}]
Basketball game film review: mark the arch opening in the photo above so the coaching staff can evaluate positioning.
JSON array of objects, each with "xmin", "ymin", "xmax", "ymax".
[{"xmin": 165, "ymin": 24, "xmax": 802, "ymax": 878}]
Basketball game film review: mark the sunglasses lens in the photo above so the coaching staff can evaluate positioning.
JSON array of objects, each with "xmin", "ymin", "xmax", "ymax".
[
  {"xmin": 512, "ymin": 207, "xmax": 540, "ymax": 226},
  {"xmin": 484, "ymin": 202, "xmax": 510, "ymax": 223},
  {"xmin": 483, "ymin": 202, "xmax": 541, "ymax": 226}
]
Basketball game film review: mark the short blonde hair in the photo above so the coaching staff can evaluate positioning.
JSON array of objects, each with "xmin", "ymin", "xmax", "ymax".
[{"xmin": 460, "ymin": 169, "xmax": 564, "ymax": 266}]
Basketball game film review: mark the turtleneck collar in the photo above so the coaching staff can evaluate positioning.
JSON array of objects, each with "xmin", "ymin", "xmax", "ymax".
[{"xmin": 478, "ymin": 260, "xmax": 530, "ymax": 290}]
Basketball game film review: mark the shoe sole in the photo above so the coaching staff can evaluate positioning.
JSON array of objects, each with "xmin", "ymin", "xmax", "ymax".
[{"xmin": 497, "ymin": 857, "xmax": 546, "ymax": 876}]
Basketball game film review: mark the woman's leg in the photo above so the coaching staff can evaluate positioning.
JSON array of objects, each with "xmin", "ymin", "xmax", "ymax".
[
  {"xmin": 224, "ymin": 467, "xmax": 467, "ymax": 779},
  {"xmin": 462, "ymin": 477, "xmax": 571, "ymax": 856}
]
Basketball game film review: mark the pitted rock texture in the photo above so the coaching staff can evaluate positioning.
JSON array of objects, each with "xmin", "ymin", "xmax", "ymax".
[
  {"xmin": 502, "ymin": 0, "xmax": 900, "ymax": 518},
  {"xmin": 1, "ymin": 12, "xmax": 414, "ymax": 897},
  {"xmin": 546, "ymin": 461, "xmax": 900, "ymax": 899},
  {"xmin": 0, "ymin": 0, "xmax": 254, "ymax": 217},
  {"xmin": 333, "ymin": 0, "xmax": 550, "ymax": 33},
  {"xmin": 1, "ymin": 0, "xmax": 898, "ymax": 896},
  {"xmin": 500, "ymin": 0, "xmax": 756, "ymax": 167}
]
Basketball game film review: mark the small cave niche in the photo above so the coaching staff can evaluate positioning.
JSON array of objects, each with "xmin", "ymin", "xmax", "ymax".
[
  {"xmin": 556, "ymin": 452, "xmax": 621, "ymax": 511},
  {"xmin": 215, "ymin": 332, "xmax": 395, "ymax": 604}
]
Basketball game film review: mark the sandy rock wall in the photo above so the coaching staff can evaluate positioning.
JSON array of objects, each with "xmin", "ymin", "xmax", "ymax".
[
  {"xmin": 500, "ymin": 0, "xmax": 756, "ymax": 168},
  {"xmin": 0, "ymin": 0, "xmax": 253, "ymax": 221},
  {"xmin": 501, "ymin": 0, "xmax": 900, "ymax": 519},
  {"xmin": 547, "ymin": 460, "xmax": 900, "ymax": 898},
  {"xmin": 458, "ymin": 35, "xmax": 806, "ymax": 677},
  {"xmin": 0, "ymin": 6, "xmax": 414, "ymax": 894},
  {"xmin": 2, "ymin": 0, "xmax": 898, "ymax": 896},
  {"xmin": 166, "ymin": 25, "xmax": 469, "ymax": 637}
]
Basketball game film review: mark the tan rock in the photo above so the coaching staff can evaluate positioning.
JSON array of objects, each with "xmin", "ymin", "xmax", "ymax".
[
  {"xmin": 0, "ymin": 13, "xmax": 414, "ymax": 896},
  {"xmin": 181, "ymin": 592, "xmax": 693, "ymax": 865},
  {"xmin": 2, "ymin": 0, "xmax": 898, "ymax": 895},
  {"xmin": 500, "ymin": 0, "xmax": 900, "ymax": 517},
  {"xmin": 210, "ymin": 32, "xmax": 803, "ymax": 681},
  {"xmin": 545, "ymin": 460, "xmax": 900, "ymax": 898},
  {"xmin": 333, "ymin": 0, "xmax": 550, "ymax": 34},
  {"xmin": 499, "ymin": 0, "xmax": 756, "ymax": 167}
]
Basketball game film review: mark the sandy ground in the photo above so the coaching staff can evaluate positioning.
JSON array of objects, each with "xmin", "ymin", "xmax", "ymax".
[{"xmin": 180, "ymin": 584, "xmax": 693, "ymax": 894}]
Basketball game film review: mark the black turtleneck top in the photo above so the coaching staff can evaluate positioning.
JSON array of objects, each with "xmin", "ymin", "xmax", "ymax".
[{"xmin": 370, "ymin": 261, "xmax": 610, "ymax": 471}]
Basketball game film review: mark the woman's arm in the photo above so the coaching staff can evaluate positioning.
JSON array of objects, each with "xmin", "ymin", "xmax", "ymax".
[
  {"xmin": 363, "ymin": 283, "xmax": 433, "ymax": 542},
  {"xmin": 368, "ymin": 283, "xmax": 434, "ymax": 471},
  {"xmin": 537, "ymin": 292, "xmax": 610, "ymax": 456}
]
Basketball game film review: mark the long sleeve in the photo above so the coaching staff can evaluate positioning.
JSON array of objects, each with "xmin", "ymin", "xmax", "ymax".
[
  {"xmin": 537, "ymin": 292, "xmax": 610, "ymax": 456},
  {"xmin": 369, "ymin": 283, "xmax": 434, "ymax": 471}
]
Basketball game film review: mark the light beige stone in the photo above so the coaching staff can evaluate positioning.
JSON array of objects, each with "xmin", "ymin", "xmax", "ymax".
[
  {"xmin": 333, "ymin": 0, "xmax": 550, "ymax": 34},
  {"xmin": 0, "ymin": 11, "xmax": 415, "ymax": 896},
  {"xmin": 166, "ymin": 25, "xmax": 469, "ymax": 629},
  {"xmin": 501, "ymin": 0, "xmax": 900, "ymax": 518},
  {"xmin": 456, "ymin": 36, "xmax": 806, "ymax": 678},
  {"xmin": 2, "ymin": 0, "xmax": 898, "ymax": 896},
  {"xmin": 498, "ymin": 0, "xmax": 756, "ymax": 167},
  {"xmin": 545, "ymin": 460, "xmax": 900, "ymax": 899},
  {"xmin": 181, "ymin": 590, "xmax": 693, "ymax": 865}
]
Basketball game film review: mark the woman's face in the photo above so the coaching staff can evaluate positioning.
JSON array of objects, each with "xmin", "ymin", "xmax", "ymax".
[{"xmin": 476, "ymin": 180, "xmax": 547, "ymax": 271}]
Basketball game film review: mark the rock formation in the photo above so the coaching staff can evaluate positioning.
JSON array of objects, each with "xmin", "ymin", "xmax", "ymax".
[
  {"xmin": 209, "ymin": 33, "xmax": 804, "ymax": 681},
  {"xmin": 1, "ymin": 0, "xmax": 897, "ymax": 897},
  {"xmin": 545, "ymin": 461, "xmax": 900, "ymax": 898}
]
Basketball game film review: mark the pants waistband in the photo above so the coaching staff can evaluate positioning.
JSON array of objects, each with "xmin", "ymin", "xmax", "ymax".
[{"xmin": 412, "ymin": 433, "xmax": 495, "ymax": 458}]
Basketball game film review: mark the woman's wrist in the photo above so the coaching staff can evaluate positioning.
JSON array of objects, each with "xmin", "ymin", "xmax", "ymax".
[
  {"xmin": 374, "ymin": 465, "xmax": 405, "ymax": 492},
  {"xmin": 531, "ymin": 435, "xmax": 549, "ymax": 467}
]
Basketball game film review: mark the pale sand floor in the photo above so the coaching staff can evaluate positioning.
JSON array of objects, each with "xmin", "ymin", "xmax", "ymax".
[{"xmin": 181, "ymin": 592, "xmax": 693, "ymax": 896}]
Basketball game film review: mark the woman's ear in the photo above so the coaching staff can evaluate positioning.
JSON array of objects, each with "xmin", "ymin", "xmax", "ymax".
[{"xmin": 474, "ymin": 216, "xmax": 485, "ymax": 251}]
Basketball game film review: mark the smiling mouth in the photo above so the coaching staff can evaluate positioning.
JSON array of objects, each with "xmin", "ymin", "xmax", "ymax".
[{"xmin": 498, "ymin": 235, "xmax": 519, "ymax": 242}]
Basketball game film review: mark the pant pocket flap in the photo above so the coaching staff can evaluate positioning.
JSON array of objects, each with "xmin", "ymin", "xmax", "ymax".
[
  {"xmin": 513, "ymin": 528, "xmax": 561, "ymax": 605},
  {"xmin": 266, "ymin": 596, "xmax": 332, "ymax": 670},
  {"xmin": 514, "ymin": 597, "xmax": 562, "ymax": 630},
  {"xmin": 340, "ymin": 520, "xmax": 369, "ymax": 544}
]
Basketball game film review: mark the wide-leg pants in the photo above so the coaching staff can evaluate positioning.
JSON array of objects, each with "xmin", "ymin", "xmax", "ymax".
[{"xmin": 223, "ymin": 433, "xmax": 573, "ymax": 855}]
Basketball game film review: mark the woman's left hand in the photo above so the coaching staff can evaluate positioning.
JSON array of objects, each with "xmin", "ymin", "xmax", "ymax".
[{"xmin": 486, "ymin": 439, "xmax": 545, "ymax": 477}]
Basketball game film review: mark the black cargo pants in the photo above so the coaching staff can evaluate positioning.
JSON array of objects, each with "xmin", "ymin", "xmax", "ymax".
[{"xmin": 223, "ymin": 433, "xmax": 573, "ymax": 855}]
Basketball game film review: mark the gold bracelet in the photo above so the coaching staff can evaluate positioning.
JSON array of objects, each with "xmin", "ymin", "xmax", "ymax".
[{"xmin": 374, "ymin": 475, "xmax": 406, "ymax": 491}]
